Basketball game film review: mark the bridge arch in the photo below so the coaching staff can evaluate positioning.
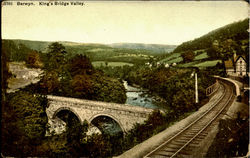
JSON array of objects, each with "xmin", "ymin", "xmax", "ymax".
[
  {"xmin": 89, "ymin": 113, "xmax": 126, "ymax": 134},
  {"xmin": 53, "ymin": 107, "xmax": 82, "ymax": 124},
  {"xmin": 47, "ymin": 95, "xmax": 154, "ymax": 135}
]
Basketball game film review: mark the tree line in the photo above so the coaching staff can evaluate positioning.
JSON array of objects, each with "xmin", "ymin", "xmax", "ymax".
[
  {"xmin": 1, "ymin": 42, "xmax": 127, "ymax": 156},
  {"xmin": 19, "ymin": 42, "xmax": 127, "ymax": 104}
]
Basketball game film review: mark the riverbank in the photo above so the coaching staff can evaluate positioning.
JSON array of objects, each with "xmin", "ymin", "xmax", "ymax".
[
  {"xmin": 7, "ymin": 62, "xmax": 42, "ymax": 93},
  {"xmin": 124, "ymin": 80, "xmax": 168, "ymax": 109}
]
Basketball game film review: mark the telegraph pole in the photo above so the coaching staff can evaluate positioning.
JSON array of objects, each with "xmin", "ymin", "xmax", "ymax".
[{"xmin": 195, "ymin": 73, "xmax": 199, "ymax": 103}]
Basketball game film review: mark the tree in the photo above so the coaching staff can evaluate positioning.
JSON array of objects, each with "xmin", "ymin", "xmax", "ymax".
[
  {"xmin": 146, "ymin": 110, "xmax": 165, "ymax": 128},
  {"xmin": 207, "ymin": 40, "xmax": 220, "ymax": 59},
  {"xmin": 60, "ymin": 111, "xmax": 88, "ymax": 157},
  {"xmin": 83, "ymin": 133, "xmax": 112, "ymax": 157},
  {"xmin": 181, "ymin": 51, "xmax": 195, "ymax": 63},
  {"xmin": 26, "ymin": 51, "xmax": 43, "ymax": 68},
  {"xmin": 40, "ymin": 71, "xmax": 60, "ymax": 94},
  {"xmin": 40, "ymin": 43, "xmax": 68, "ymax": 94},
  {"xmin": 91, "ymin": 74, "xmax": 127, "ymax": 104},
  {"xmin": 1, "ymin": 91, "xmax": 48, "ymax": 156},
  {"xmin": 217, "ymin": 39, "xmax": 238, "ymax": 61},
  {"xmin": 1, "ymin": 43, "xmax": 12, "ymax": 102},
  {"xmin": 45, "ymin": 42, "xmax": 67, "ymax": 72},
  {"xmin": 213, "ymin": 39, "xmax": 239, "ymax": 72},
  {"xmin": 68, "ymin": 54, "xmax": 93, "ymax": 76},
  {"xmin": 71, "ymin": 74, "xmax": 94, "ymax": 98},
  {"xmin": 207, "ymin": 47, "xmax": 218, "ymax": 59},
  {"xmin": 2, "ymin": 40, "xmax": 34, "ymax": 62}
]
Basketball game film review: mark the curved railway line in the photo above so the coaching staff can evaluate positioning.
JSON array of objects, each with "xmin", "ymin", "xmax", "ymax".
[{"xmin": 144, "ymin": 81, "xmax": 235, "ymax": 158}]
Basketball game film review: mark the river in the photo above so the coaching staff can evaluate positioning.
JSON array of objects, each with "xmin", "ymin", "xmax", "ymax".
[
  {"xmin": 124, "ymin": 81, "xmax": 162, "ymax": 109},
  {"xmin": 47, "ymin": 80, "xmax": 166, "ymax": 136},
  {"xmin": 7, "ymin": 62, "xmax": 165, "ymax": 136},
  {"xmin": 95, "ymin": 81, "xmax": 165, "ymax": 136},
  {"xmin": 7, "ymin": 63, "xmax": 163, "ymax": 110}
]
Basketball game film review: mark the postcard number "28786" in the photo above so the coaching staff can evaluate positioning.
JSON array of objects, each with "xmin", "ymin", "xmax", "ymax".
[{"xmin": 2, "ymin": 1, "xmax": 13, "ymax": 6}]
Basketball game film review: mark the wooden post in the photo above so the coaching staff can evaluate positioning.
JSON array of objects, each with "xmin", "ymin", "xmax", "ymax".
[{"xmin": 195, "ymin": 73, "xmax": 199, "ymax": 103}]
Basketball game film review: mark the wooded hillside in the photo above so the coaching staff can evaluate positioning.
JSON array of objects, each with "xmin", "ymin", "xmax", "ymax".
[{"xmin": 173, "ymin": 19, "xmax": 249, "ymax": 53}]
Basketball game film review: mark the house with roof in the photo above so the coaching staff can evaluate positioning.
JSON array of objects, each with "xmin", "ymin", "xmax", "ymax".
[
  {"xmin": 225, "ymin": 54, "xmax": 248, "ymax": 77},
  {"xmin": 235, "ymin": 55, "xmax": 247, "ymax": 76}
]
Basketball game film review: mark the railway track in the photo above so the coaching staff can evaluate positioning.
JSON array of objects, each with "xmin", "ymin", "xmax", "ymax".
[{"xmin": 144, "ymin": 81, "xmax": 235, "ymax": 158}]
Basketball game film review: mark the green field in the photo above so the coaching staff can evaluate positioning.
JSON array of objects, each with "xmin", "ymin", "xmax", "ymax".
[
  {"xmin": 177, "ymin": 61, "xmax": 199, "ymax": 67},
  {"xmin": 194, "ymin": 49, "xmax": 206, "ymax": 54},
  {"xmin": 166, "ymin": 57, "xmax": 183, "ymax": 64},
  {"xmin": 194, "ymin": 52, "xmax": 208, "ymax": 60},
  {"xmin": 159, "ymin": 53, "xmax": 182, "ymax": 63},
  {"xmin": 194, "ymin": 60, "xmax": 221, "ymax": 67},
  {"xmin": 92, "ymin": 61, "xmax": 134, "ymax": 67},
  {"xmin": 160, "ymin": 49, "xmax": 211, "ymax": 67},
  {"xmin": 177, "ymin": 60, "xmax": 221, "ymax": 68},
  {"xmin": 86, "ymin": 48, "xmax": 114, "ymax": 52}
]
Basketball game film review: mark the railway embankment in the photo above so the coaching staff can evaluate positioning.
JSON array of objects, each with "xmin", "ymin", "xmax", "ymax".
[
  {"xmin": 205, "ymin": 77, "xmax": 249, "ymax": 157},
  {"xmin": 205, "ymin": 101, "xmax": 249, "ymax": 158},
  {"xmin": 193, "ymin": 77, "xmax": 248, "ymax": 157}
]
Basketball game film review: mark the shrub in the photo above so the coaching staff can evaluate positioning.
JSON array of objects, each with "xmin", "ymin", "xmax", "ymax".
[{"xmin": 1, "ymin": 91, "xmax": 48, "ymax": 156}]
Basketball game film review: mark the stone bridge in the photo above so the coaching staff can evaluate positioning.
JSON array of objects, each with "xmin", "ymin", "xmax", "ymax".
[{"xmin": 46, "ymin": 95, "xmax": 154, "ymax": 134}]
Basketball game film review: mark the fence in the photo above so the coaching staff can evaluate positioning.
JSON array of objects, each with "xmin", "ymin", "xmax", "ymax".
[{"xmin": 206, "ymin": 80, "xmax": 219, "ymax": 97}]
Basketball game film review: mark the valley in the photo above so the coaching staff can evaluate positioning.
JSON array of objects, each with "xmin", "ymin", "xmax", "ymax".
[{"xmin": 2, "ymin": 16, "xmax": 249, "ymax": 158}]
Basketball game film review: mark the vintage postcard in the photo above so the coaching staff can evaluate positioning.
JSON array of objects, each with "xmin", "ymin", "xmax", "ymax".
[{"xmin": 1, "ymin": 1, "xmax": 249, "ymax": 157}]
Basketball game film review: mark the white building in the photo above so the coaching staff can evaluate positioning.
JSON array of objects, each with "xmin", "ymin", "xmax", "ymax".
[
  {"xmin": 235, "ymin": 55, "xmax": 247, "ymax": 76},
  {"xmin": 225, "ymin": 54, "xmax": 248, "ymax": 77}
]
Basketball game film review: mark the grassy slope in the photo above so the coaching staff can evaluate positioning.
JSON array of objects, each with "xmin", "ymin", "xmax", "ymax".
[
  {"xmin": 159, "ymin": 53, "xmax": 182, "ymax": 63},
  {"xmin": 159, "ymin": 19, "xmax": 248, "ymax": 68},
  {"xmin": 194, "ymin": 52, "xmax": 208, "ymax": 61},
  {"xmin": 159, "ymin": 49, "xmax": 220, "ymax": 68}
]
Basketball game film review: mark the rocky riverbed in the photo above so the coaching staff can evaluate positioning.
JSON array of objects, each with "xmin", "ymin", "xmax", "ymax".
[{"xmin": 7, "ymin": 62, "xmax": 43, "ymax": 93}]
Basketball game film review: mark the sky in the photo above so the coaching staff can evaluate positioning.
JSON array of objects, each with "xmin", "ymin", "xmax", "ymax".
[{"xmin": 2, "ymin": 1, "xmax": 249, "ymax": 45}]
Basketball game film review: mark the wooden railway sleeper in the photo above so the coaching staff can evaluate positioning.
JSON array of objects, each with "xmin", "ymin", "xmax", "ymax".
[
  {"xmin": 144, "ymin": 82, "xmax": 233, "ymax": 158},
  {"xmin": 174, "ymin": 139, "xmax": 200, "ymax": 145}
]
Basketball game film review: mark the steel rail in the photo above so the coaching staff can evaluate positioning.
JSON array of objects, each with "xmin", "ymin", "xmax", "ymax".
[
  {"xmin": 144, "ymin": 81, "xmax": 233, "ymax": 158},
  {"xmin": 169, "ymin": 83, "xmax": 234, "ymax": 157}
]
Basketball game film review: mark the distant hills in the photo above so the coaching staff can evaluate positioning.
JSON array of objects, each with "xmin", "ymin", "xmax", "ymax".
[
  {"xmin": 6, "ymin": 39, "xmax": 109, "ymax": 52},
  {"xmin": 109, "ymin": 43, "xmax": 177, "ymax": 53},
  {"xmin": 3, "ymin": 39, "xmax": 170, "ymax": 64},
  {"xmin": 6, "ymin": 39, "xmax": 176, "ymax": 54},
  {"xmin": 7, "ymin": 39, "xmax": 51, "ymax": 52}
]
